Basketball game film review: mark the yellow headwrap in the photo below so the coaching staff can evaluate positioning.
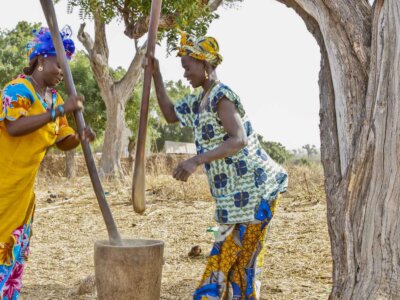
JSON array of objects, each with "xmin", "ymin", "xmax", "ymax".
[{"xmin": 177, "ymin": 31, "xmax": 223, "ymax": 67}]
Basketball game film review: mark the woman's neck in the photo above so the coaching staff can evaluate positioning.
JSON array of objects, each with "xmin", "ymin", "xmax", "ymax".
[
  {"xmin": 202, "ymin": 79, "xmax": 215, "ymax": 93},
  {"xmin": 30, "ymin": 72, "xmax": 47, "ymax": 96},
  {"xmin": 202, "ymin": 69, "xmax": 218, "ymax": 91},
  {"xmin": 31, "ymin": 72, "xmax": 46, "ymax": 89}
]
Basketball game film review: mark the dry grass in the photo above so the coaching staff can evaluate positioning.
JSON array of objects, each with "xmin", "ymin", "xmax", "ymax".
[{"xmin": 20, "ymin": 156, "xmax": 332, "ymax": 300}]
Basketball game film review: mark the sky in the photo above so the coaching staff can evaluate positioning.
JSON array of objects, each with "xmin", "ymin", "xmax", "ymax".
[{"xmin": 0, "ymin": 0, "xmax": 321, "ymax": 150}]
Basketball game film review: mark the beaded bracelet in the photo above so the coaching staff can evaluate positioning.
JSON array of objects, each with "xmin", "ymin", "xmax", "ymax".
[
  {"xmin": 57, "ymin": 105, "xmax": 65, "ymax": 117},
  {"xmin": 50, "ymin": 109, "xmax": 56, "ymax": 121}
]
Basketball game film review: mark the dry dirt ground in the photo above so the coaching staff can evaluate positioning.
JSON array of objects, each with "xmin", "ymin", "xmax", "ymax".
[{"xmin": 20, "ymin": 157, "xmax": 331, "ymax": 300}]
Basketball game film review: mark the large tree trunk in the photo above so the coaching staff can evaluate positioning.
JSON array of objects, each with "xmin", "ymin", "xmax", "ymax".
[
  {"xmin": 77, "ymin": 12, "xmax": 145, "ymax": 179},
  {"xmin": 276, "ymin": 0, "xmax": 400, "ymax": 298}
]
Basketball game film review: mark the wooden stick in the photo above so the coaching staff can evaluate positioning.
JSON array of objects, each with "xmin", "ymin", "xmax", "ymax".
[
  {"xmin": 40, "ymin": 0, "xmax": 123, "ymax": 246},
  {"xmin": 132, "ymin": 0, "xmax": 163, "ymax": 214}
]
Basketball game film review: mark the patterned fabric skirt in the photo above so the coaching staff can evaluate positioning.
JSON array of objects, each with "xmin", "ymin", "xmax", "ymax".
[
  {"xmin": 194, "ymin": 199, "xmax": 278, "ymax": 300},
  {"xmin": 0, "ymin": 222, "xmax": 32, "ymax": 300}
]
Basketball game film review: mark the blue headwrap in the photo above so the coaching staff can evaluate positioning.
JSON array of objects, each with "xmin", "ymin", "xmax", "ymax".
[{"xmin": 26, "ymin": 26, "xmax": 75, "ymax": 61}]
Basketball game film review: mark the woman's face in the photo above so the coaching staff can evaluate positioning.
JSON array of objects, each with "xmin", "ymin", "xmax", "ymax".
[
  {"xmin": 181, "ymin": 56, "xmax": 206, "ymax": 88},
  {"xmin": 40, "ymin": 56, "xmax": 63, "ymax": 87}
]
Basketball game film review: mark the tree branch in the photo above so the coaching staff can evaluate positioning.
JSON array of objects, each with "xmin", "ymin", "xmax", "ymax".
[
  {"xmin": 276, "ymin": 0, "xmax": 342, "ymax": 194},
  {"xmin": 278, "ymin": 0, "xmax": 372, "ymax": 176},
  {"xmin": 114, "ymin": 42, "xmax": 147, "ymax": 104},
  {"xmin": 77, "ymin": 23, "xmax": 94, "ymax": 55},
  {"xmin": 124, "ymin": 14, "xmax": 178, "ymax": 40},
  {"xmin": 77, "ymin": 19, "xmax": 113, "ymax": 106},
  {"xmin": 208, "ymin": 0, "xmax": 224, "ymax": 11},
  {"xmin": 321, "ymin": 0, "xmax": 372, "ymax": 71},
  {"xmin": 93, "ymin": 9, "xmax": 109, "ymax": 62},
  {"xmin": 278, "ymin": 1, "xmax": 372, "ymax": 72},
  {"xmin": 134, "ymin": 39, "xmax": 139, "ymax": 52}
]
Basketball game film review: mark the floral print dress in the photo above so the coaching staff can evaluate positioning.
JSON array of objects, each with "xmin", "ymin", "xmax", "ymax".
[{"xmin": 0, "ymin": 75, "xmax": 75, "ymax": 299}]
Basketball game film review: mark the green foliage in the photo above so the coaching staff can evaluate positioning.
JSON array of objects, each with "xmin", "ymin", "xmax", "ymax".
[
  {"xmin": 110, "ymin": 66, "xmax": 125, "ymax": 81},
  {"xmin": 62, "ymin": 0, "xmax": 237, "ymax": 52},
  {"xmin": 0, "ymin": 21, "xmax": 41, "ymax": 87},
  {"xmin": 57, "ymin": 51, "xmax": 106, "ymax": 134},
  {"xmin": 258, "ymin": 135, "xmax": 293, "ymax": 164}
]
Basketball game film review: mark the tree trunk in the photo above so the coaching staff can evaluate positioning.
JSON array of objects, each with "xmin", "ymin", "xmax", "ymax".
[
  {"xmin": 276, "ymin": 0, "xmax": 400, "ymax": 298},
  {"xmin": 128, "ymin": 138, "xmax": 136, "ymax": 170},
  {"xmin": 77, "ymin": 13, "xmax": 145, "ymax": 179},
  {"xmin": 99, "ymin": 94, "xmax": 127, "ymax": 178},
  {"xmin": 64, "ymin": 149, "xmax": 76, "ymax": 178}
]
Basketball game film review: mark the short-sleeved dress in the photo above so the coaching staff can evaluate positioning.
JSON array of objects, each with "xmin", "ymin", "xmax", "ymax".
[
  {"xmin": 174, "ymin": 82, "xmax": 288, "ymax": 225},
  {"xmin": 0, "ymin": 75, "xmax": 74, "ymax": 299}
]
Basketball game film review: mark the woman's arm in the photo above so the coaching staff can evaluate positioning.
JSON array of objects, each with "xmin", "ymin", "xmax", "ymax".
[
  {"xmin": 55, "ymin": 134, "xmax": 80, "ymax": 151},
  {"xmin": 195, "ymin": 98, "xmax": 247, "ymax": 163},
  {"xmin": 173, "ymin": 97, "xmax": 248, "ymax": 181},
  {"xmin": 55, "ymin": 127, "xmax": 96, "ymax": 151},
  {"xmin": 4, "ymin": 94, "xmax": 83, "ymax": 137},
  {"xmin": 5, "ymin": 111, "xmax": 56, "ymax": 136},
  {"xmin": 151, "ymin": 57, "xmax": 179, "ymax": 123}
]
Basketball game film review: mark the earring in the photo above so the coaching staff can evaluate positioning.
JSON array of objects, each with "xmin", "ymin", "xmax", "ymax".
[
  {"xmin": 204, "ymin": 70, "xmax": 209, "ymax": 80},
  {"xmin": 38, "ymin": 65, "xmax": 43, "ymax": 72}
]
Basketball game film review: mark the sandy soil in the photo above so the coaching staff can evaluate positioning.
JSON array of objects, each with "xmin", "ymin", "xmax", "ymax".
[{"xmin": 20, "ymin": 160, "xmax": 331, "ymax": 300}]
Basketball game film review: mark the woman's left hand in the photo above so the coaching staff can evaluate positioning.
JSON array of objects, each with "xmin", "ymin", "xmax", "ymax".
[
  {"xmin": 75, "ymin": 127, "xmax": 96, "ymax": 142},
  {"xmin": 173, "ymin": 157, "xmax": 199, "ymax": 182}
]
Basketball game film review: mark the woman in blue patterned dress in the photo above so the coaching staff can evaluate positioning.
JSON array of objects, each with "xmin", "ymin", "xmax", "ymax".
[{"xmin": 150, "ymin": 32, "xmax": 288, "ymax": 300}]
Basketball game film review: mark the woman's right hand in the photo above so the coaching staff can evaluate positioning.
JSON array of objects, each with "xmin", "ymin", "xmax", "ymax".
[{"xmin": 64, "ymin": 94, "xmax": 84, "ymax": 114}]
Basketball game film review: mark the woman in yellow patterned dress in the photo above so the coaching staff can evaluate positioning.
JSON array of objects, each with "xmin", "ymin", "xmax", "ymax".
[{"xmin": 0, "ymin": 26, "xmax": 95, "ymax": 299}]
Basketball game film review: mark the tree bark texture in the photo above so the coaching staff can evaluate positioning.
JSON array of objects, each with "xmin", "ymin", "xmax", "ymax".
[
  {"xmin": 64, "ymin": 149, "xmax": 76, "ymax": 178},
  {"xmin": 276, "ymin": 0, "xmax": 400, "ymax": 298},
  {"xmin": 77, "ymin": 14, "xmax": 145, "ymax": 178}
]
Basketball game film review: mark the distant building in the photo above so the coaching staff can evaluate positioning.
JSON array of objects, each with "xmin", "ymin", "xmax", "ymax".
[{"xmin": 163, "ymin": 141, "xmax": 197, "ymax": 154}]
